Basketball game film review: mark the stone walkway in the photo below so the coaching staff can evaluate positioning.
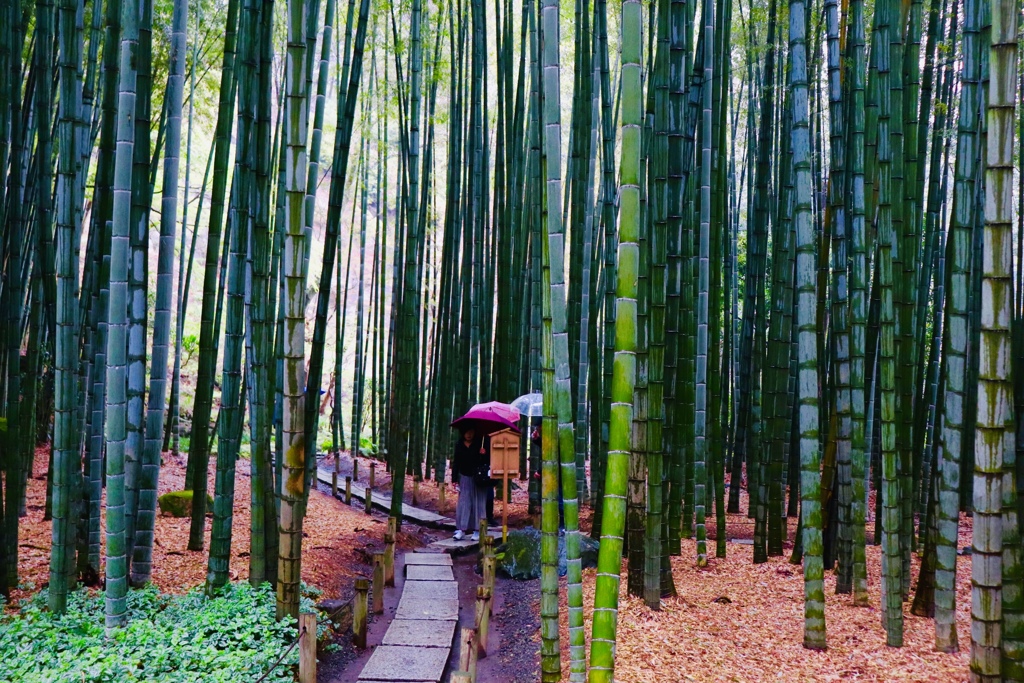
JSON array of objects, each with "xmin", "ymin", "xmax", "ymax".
[
  {"xmin": 357, "ymin": 552, "xmax": 458, "ymax": 683},
  {"xmin": 315, "ymin": 465, "xmax": 454, "ymax": 529}
]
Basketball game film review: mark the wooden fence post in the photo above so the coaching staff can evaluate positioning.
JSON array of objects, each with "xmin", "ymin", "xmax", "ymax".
[
  {"xmin": 450, "ymin": 673, "xmax": 472, "ymax": 683},
  {"xmin": 372, "ymin": 552, "xmax": 385, "ymax": 614},
  {"xmin": 353, "ymin": 579, "xmax": 368, "ymax": 648},
  {"xmin": 475, "ymin": 585, "xmax": 492, "ymax": 658},
  {"xmin": 345, "ymin": 476, "xmax": 352, "ymax": 505},
  {"xmin": 331, "ymin": 471, "xmax": 338, "ymax": 497},
  {"xmin": 352, "ymin": 458, "xmax": 359, "ymax": 482},
  {"xmin": 365, "ymin": 485, "xmax": 373, "ymax": 514},
  {"xmin": 439, "ymin": 482, "xmax": 446, "ymax": 509},
  {"xmin": 369, "ymin": 462, "xmax": 376, "ymax": 491},
  {"xmin": 298, "ymin": 612, "xmax": 317, "ymax": 683},
  {"xmin": 482, "ymin": 554, "xmax": 496, "ymax": 595},
  {"xmin": 479, "ymin": 525, "xmax": 491, "ymax": 565},
  {"xmin": 384, "ymin": 518, "xmax": 397, "ymax": 586},
  {"xmin": 457, "ymin": 627, "xmax": 478, "ymax": 682}
]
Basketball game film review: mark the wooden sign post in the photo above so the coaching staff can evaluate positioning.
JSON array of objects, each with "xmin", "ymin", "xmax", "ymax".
[{"xmin": 489, "ymin": 429, "xmax": 521, "ymax": 543}]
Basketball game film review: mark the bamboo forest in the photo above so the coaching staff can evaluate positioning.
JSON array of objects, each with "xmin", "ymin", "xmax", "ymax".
[{"xmin": 0, "ymin": 0, "xmax": 1021, "ymax": 676}]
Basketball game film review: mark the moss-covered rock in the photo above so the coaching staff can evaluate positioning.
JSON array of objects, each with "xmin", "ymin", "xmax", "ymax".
[
  {"xmin": 495, "ymin": 527, "xmax": 600, "ymax": 580},
  {"xmin": 158, "ymin": 490, "xmax": 214, "ymax": 518}
]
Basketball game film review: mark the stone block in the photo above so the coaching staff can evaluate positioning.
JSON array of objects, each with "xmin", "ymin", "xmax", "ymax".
[{"xmin": 382, "ymin": 619, "xmax": 457, "ymax": 648}]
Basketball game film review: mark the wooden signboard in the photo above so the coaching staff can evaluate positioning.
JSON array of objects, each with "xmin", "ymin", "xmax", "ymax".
[
  {"xmin": 489, "ymin": 429, "xmax": 520, "ymax": 477},
  {"xmin": 489, "ymin": 429, "xmax": 521, "ymax": 542}
]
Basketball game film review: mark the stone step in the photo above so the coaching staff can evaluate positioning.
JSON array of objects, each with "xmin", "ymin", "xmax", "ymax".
[
  {"xmin": 405, "ymin": 552, "xmax": 453, "ymax": 566},
  {"xmin": 405, "ymin": 564, "xmax": 455, "ymax": 582},
  {"xmin": 357, "ymin": 645, "xmax": 450, "ymax": 682},
  {"xmin": 403, "ymin": 579, "xmax": 458, "ymax": 601},
  {"xmin": 426, "ymin": 528, "xmax": 504, "ymax": 555},
  {"xmin": 381, "ymin": 619, "xmax": 457, "ymax": 648},
  {"xmin": 395, "ymin": 595, "xmax": 459, "ymax": 622}
]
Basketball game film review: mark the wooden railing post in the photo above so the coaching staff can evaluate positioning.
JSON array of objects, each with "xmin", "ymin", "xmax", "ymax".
[
  {"xmin": 352, "ymin": 458, "xmax": 359, "ymax": 482},
  {"xmin": 439, "ymin": 482, "xmax": 446, "ymax": 509},
  {"xmin": 369, "ymin": 462, "xmax": 376, "ymax": 490},
  {"xmin": 345, "ymin": 475, "xmax": 352, "ymax": 505},
  {"xmin": 482, "ymin": 553, "xmax": 496, "ymax": 595},
  {"xmin": 372, "ymin": 552, "xmax": 385, "ymax": 614},
  {"xmin": 364, "ymin": 485, "xmax": 373, "ymax": 514},
  {"xmin": 298, "ymin": 612, "xmax": 317, "ymax": 683},
  {"xmin": 457, "ymin": 627, "xmax": 478, "ymax": 682},
  {"xmin": 331, "ymin": 471, "xmax": 338, "ymax": 497},
  {"xmin": 353, "ymin": 578, "xmax": 368, "ymax": 648},
  {"xmin": 475, "ymin": 585, "xmax": 492, "ymax": 658},
  {"xmin": 384, "ymin": 518, "xmax": 397, "ymax": 586}
]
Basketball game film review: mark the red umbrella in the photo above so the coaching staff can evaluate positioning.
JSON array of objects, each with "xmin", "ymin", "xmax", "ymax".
[{"xmin": 450, "ymin": 401, "xmax": 521, "ymax": 434}]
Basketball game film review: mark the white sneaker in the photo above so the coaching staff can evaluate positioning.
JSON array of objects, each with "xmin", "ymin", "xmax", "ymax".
[
  {"xmin": 454, "ymin": 530, "xmax": 465, "ymax": 540},
  {"xmin": 471, "ymin": 531, "xmax": 480, "ymax": 542}
]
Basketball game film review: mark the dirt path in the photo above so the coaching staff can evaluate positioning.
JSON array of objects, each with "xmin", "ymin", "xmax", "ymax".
[{"xmin": 450, "ymin": 554, "xmax": 540, "ymax": 683}]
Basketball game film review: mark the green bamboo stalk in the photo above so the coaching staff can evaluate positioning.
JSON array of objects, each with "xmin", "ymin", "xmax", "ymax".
[
  {"xmin": 132, "ymin": 0, "xmax": 187, "ymax": 587},
  {"xmin": 874, "ymin": 0, "xmax": 904, "ymax": 647},
  {"xmin": 974, "ymin": 0, "xmax": 1019, "ymax": 676},
  {"xmin": 104, "ymin": 0, "xmax": 140, "ymax": 632},
  {"xmin": 790, "ymin": 0, "xmax": 825, "ymax": 649},
  {"xmin": 587, "ymin": 0, "xmax": 641, "ymax": 675},
  {"xmin": 824, "ymin": 0, "xmax": 851, "ymax": 595},
  {"xmin": 934, "ymin": 0, "xmax": 982, "ymax": 653},
  {"xmin": 846, "ymin": 0, "xmax": 870, "ymax": 606},
  {"xmin": 291, "ymin": 0, "xmax": 371, "ymax": 615},
  {"xmin": 351, "ymin": 136, "xmax": 368, "ymax": 454},
  {"xmin": 247, "ymin": 0, "xmax": 278, "ymax": 588},
  {"xmin": 208, "ymin": 0, "xmax": 259, "ymax": 593},
  {"xmin": 124, "ymin": 0, "xmax": 154, "ymax": 572},
  {"xmin": 278, "ymin": 0, "xmax": 307, "ymax": 619},
  {"xmin": 48, "ymin": 0, "xmax": 82, "ymax": 614},
  {"xmin": 187, "ymin": 0, "xmax": 240, "ymax": 550},
  {"xmin": 2, "ymin": 0, "xmax": 25, "ymax": 594},
  {"xmin": 693, "ymin": 0, "xmax": 714, "ymax": 569}
]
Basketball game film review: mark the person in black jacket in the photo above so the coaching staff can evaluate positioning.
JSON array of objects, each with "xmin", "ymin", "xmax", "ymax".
[{"xmin": 452, "ymin": 427, "xmax": 488, "ymax": 540}]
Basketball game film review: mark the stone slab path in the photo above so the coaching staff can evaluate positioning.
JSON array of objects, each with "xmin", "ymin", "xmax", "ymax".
[
  {"xmin": 425, "ymin": 528, "xmax": 504, "ymax": 556},
  {"xmin": 316, "ymin": 465, "xmax": 455, "ymax": 529},
  {"xmin": 357, "ymin": 552, "xmax": 458, "ymax": 683}
]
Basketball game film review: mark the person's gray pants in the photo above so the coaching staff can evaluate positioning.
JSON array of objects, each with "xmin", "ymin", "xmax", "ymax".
[{"xmin": 455, "ymin": 474, "xmax": 487, "ymax": 532}]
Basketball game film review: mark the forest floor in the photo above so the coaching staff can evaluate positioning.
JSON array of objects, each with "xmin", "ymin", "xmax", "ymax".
[
  {"xmin": 558, "ymin": 491, "xmax": 972, "ymax": 682},
  {"xmin": 11, "ymin": 444, "xmax": 436, "ymax": 605},
  {"xmin": 15, "ymin": 444, "xmax": 971, "ymax": 681}
]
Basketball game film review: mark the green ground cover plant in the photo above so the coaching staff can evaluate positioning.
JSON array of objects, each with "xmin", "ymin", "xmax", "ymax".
[{"xmin": 0, "ymin": 583, "xmax": 309, "ymax": 682}]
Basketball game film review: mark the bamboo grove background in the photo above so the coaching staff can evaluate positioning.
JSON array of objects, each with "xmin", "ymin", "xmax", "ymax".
[{"xmin": 0, "ymin": 0, "xmax": 1022, "ymax": 678}]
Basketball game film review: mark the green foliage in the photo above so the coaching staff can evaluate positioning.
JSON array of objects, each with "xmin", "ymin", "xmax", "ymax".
[
  {"xmin": 358, "ymin": 436, "xmax": 377, "ymax": 457},
  {"xmin": 158, "ymin": 490, "xmax": 214, "ymax": 517},
  {"xmin": 181, "ymin": 333, "xmax": 199, "ymax": 365},
  {"xmin": 0, "ymin": 583, "xmax": 299, "ymax": 682}
]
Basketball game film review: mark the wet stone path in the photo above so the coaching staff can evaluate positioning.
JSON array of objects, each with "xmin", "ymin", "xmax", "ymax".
[{"xmin": 356, "ymin": 552, "xmax": 458, "ymax": 683}]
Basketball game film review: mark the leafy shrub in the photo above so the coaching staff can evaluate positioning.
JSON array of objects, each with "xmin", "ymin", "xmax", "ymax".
[
  {"xmin": 358, "ymin": 436, "xmax": 378, "ymax": 457},
  {"xmin": 0, "ymin": 583, "xmax": 301, "ymax": 683},
  {"xmin": 157, "ymin": 490, "xmax": 213, "ymax": 518}
]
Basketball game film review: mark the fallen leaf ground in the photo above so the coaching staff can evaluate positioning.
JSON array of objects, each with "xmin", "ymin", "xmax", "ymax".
[
  {"xmin": 12, "ymin": 445, "xmax": 423, "ymax": 603},
  {"xmin": 559, "ymin": 502, "xmax": 971, "ymax": 682},
  {"xmin": 12, "ymin": 445, "xmax": 974, "ymax": 682}
]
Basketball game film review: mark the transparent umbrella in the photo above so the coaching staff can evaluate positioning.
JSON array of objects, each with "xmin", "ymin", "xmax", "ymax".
[{"xmin": 511, "ymin": 392, "xmax": 544, "ymax": 418}]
